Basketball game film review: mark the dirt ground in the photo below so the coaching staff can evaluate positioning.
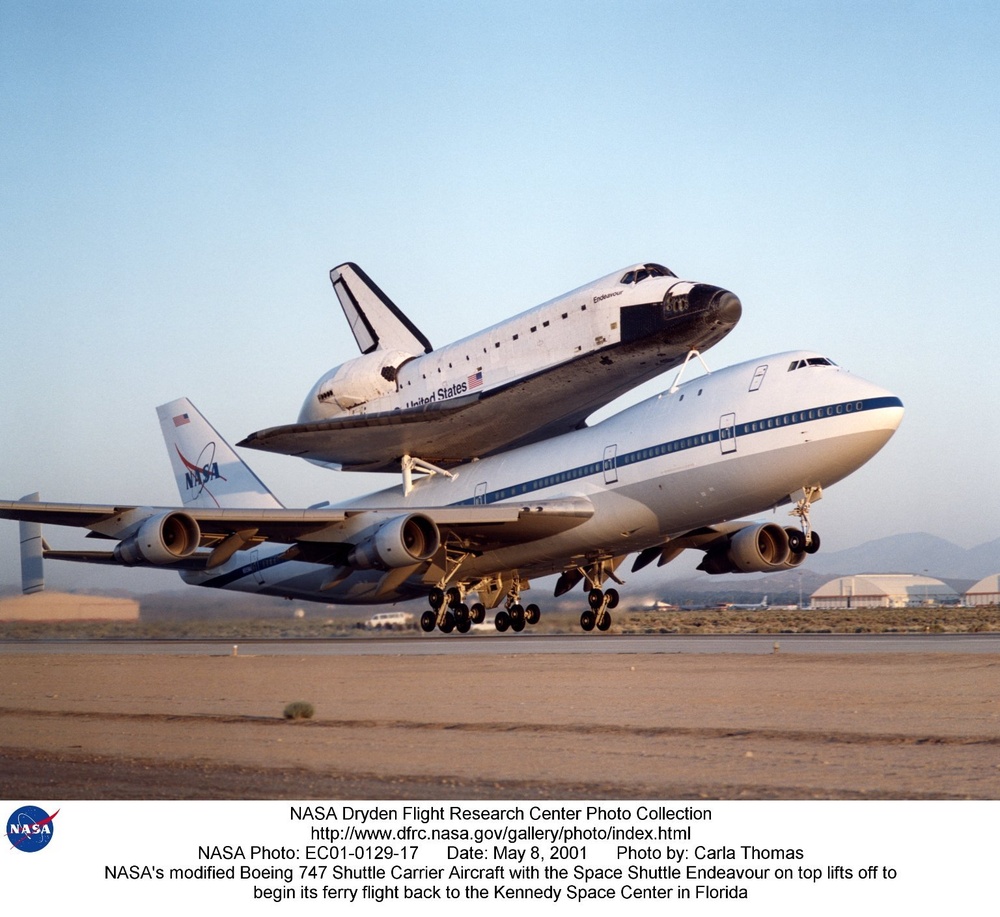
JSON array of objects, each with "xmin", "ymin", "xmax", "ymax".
[{"xmin": 2, "ymin": 651, "xmax": 999, "ymax": 799}]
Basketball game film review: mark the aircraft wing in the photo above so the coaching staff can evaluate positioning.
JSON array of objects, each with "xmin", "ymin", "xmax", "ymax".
[
  {"xmin": 239, "ymin": 396, "xmax": 482, "ymax": 471},
  {"xmin": 239, "ymin": 348, "xmax": 667, "ymax": 472},
  {"xmin": 0, "ymin": 500, "xmax": 351, "ymax": 543},
  {"xmin": 0, "ymin": 496, "xmax": 594, "ymax": 567}
]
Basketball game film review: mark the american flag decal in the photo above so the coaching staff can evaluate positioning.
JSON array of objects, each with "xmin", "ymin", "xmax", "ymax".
[
  {"xmin": 467, "ymin": 371, "xmax": 483, "ymax": 389},
  {"xmin": 173, "ymin": 414, "xmax": 190, "ymax": 427}
]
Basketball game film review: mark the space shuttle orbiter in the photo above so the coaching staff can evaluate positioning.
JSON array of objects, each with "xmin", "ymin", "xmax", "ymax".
[{"xmin": 239, "ymin": 261, "xmax": 742, "ymax": 473}]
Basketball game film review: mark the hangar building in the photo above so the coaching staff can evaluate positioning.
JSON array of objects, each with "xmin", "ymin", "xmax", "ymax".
[
  {"xmin": 810, "ymin": 575, "xmax": 958, "ymax": 609},
  {"xmin": 965, "ymin": 575, "xmax": 1000, "ymax": 606}
]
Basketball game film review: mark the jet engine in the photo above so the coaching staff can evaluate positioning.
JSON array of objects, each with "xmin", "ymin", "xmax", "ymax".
[
  {"xmin": 113, "ymin": 512, "xmax": 202, "ymax": 566},
  {"xmin": 698, "ymin": 522, "xmax": 796, "ymax": 575},
  {"xmin": 347, "ymin": 513, "xmax": 441, "ymax": 570}
]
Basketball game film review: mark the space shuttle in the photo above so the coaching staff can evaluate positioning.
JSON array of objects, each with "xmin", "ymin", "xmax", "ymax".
[{"xmin": 239, "ymin": 261, "xmax": 743, "ymax": 473}]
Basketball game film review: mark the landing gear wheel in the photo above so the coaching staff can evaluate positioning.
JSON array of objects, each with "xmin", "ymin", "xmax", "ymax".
[
  {"xmin": 456, "ymin": 615, "xmax": 471, "ymax": 634},
  {"xmin": 511, "ymin": 615, "xmax": 525, "ymax": 632},
  {"xmin": 805, "ymin": 531, "xmax": 821, "ymax": 554},
  {"xmin": 525, "ymin": 603, "xmax": 541, "ymax": 625},
  {"xmin": 580, "ymin": 610, "xmax": 596, "ymax": 631},
  {"xmin": 455, "ymin": 604, "xmax": 470, "ymax": 625},
  {"xmin": 597, "ymin": 613, "xmax": 612, "ymax": 631},
  {"xmin": 588, "ymin": 588, "xmax": 604, "ymax": 610},
  {"xmin": 787, "ymin": 530, "xmax": 806, "ymax": 554},
  {"xmin": 495, "ymin": 610, "xmax": 511, "ymax": 632},
  {"xmin": 604, "ymin": 588, "xmax": 619, "ymax": 609},
  {"xmin": 470, "ymin": 602, "xmax": 486, "ymax": 624},
  {"xmin": 509, "ymin": 604, "xmax": 525, "ymax": 625},
  {"xmin": 446, "ymin": 587, "xmax": 463, "ymax": 608},
  {"xmin": 429, "ymin": 588, "xmax": 445, "ymax": 610},
  {"xmin": 420, "ymin": 610, "xmax": 436, "ymax": 632},
  {"xmin": 440, "ymin": 612, "xmax": 455, "ymax": 633}
]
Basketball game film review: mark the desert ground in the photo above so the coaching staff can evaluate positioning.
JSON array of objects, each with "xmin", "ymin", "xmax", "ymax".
[{"xmin": 2, "ymin": 648, "xmax": 998, "ymax": 799}]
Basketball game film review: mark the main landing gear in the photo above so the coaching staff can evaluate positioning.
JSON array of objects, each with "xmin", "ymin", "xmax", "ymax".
[
  {"xmin": 419, "ymin": 582, "xmax": 542, "ymax": 635},
  {"xmin": 573, "ymin": 559, "xmax": 624, "ymax": 633},
  {"xmin": 493, "ymin": 598, "xmax": 541, "ymax": 633},
  {"xmin": 419, "ymin": 586, "xmax": 487, "ymax": 634},
  {"xmin": 492, "ymin": 578, "xmax": 541, "ymax": 634},
  {"xmin": 580, "ymin": 587, "xmax": 619, "ymax": 632}
]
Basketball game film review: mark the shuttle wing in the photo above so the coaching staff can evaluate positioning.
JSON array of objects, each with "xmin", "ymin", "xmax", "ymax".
[
  {"xmin": 240, "ymin": 341, "xmax": 692, "ymax": 471},
  {"xmin": 240, "ymin": 395, "xmax": 482, "ymax": 470}
]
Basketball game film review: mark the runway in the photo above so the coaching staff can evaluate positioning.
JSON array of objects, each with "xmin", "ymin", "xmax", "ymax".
[
  {"xmin": 2, "ymin": 632, "xmax": 998, "ymax": 655},
  {"xmin": 3, "ymin": 635, "xmax": 998, "ymax": 800}
]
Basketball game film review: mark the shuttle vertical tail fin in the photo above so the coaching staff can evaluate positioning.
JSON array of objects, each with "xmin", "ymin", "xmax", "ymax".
[
  {"xmin": 156, "ymin": 398, "xmax": 284, "ymax": 510},
  {"xmin": 330, "ymin": 262, "xmax": 433, "ymax": 355}
]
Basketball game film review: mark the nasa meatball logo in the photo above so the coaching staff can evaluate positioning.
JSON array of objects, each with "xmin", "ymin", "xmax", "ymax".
[{"xmin": 6, "ymin": 805, "xmax": 58, "ymax": 853}]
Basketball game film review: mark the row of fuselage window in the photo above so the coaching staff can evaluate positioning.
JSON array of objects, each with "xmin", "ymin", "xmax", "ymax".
[{"xmin": 462, "ymin": 399, "xmax": 869, "ymax": 504}]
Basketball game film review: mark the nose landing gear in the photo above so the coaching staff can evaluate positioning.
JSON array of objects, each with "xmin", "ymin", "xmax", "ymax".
[{"xmin": 790, "ymin": 485, "xmax": 823, "ymax": 553}]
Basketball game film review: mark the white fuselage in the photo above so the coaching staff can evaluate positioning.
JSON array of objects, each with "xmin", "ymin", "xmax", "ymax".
[
  {"xmin": 301, "ymin": 265, "xmax": 734, "ymax": 423},
  {"xmin": 182, "ymin": 350, "xmax": 903, "ymax": 605}
]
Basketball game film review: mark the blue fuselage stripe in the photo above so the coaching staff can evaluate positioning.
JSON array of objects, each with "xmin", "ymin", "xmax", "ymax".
[{"xmin": 457, "ymin": 396, "xmax": 903, "ymax": 506}]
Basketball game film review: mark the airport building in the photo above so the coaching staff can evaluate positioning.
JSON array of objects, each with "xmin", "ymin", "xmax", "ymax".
[
  {"xmin": 0, "ymin": 592, "xmax": 139, "ymax": 621},
  {"xmin": 810, "ymin": 575, "xmax": 958, "ymax": 609},
  {"xmin": 965, "ymin": 575, "xmax": 1000, "ymax": 606}
]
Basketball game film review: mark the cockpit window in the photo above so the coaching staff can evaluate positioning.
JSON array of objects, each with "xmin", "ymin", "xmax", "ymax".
[
  {"xmin": 620, "ymin": 263, "xmax": 677, "ymax": 284},
  {"xmin": 787, "ymin": 357, "xmax": 837, "ymax": 371}
]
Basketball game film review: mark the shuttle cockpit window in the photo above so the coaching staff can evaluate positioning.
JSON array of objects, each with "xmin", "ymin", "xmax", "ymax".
[{"xmin": 620, "ymin": 263, "xmax": 677, "ymax": 285}]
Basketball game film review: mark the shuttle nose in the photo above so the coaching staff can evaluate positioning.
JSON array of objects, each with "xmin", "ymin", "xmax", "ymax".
[
  {"xmin": 710, "ymin": 288, "xmax": 742, "ymax": 325},
  {"xmin": 664, "ymin": 284, "xmax": 742, "ymax": 325},
  {"xmin": 696, "ymin": 285, "xmax": 742, "ymax": 325}
]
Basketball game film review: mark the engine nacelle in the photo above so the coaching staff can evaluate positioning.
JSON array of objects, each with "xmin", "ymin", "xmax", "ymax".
[
  {"xmin": 300, "ymin": 349, "xmax": 415, "ymax": 419},
  {"xmin": 698, "ymin": 522, "xmax": 791, "ymax": 575},
  {"xmin": 347, "ymin": 514, "xmax": 441, "ymax": 571},
  {"xmin": 113, "ymin": 512, "xmax": 202, "ymax": 566}
]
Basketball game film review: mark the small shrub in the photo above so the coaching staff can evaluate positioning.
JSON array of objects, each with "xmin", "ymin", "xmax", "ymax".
[{"xmin": 283, "ymin": 701, "xmax": 315, "ymax": 720}]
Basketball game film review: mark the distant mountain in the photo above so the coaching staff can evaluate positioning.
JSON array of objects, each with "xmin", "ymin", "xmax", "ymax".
[
  {"xmin": 643, "ymin": 532, "xmax": 998, "ymax": 604},
  {"xmin": 807, "ymin": 532, "xmax": 999, "ymax": 581}
]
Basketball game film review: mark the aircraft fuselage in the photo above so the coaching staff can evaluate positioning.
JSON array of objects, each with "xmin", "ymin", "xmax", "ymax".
[{"xmin": 184, "ymin": 351, "xmax": 903, "ymax": 605}]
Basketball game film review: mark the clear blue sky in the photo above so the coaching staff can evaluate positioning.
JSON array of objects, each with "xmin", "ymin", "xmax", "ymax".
[{"xmin": 2, "ymin": 1, "xmax": 998, "ymax": 592}]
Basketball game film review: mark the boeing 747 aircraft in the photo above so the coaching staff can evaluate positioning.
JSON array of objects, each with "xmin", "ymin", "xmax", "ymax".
[
  {"xmin": 1, "ymin": 351, "xmax": 902, "ymax": 633},
  {"xmin": 238, "ymin": 262, "xmax": 742, "ymax": 473}
]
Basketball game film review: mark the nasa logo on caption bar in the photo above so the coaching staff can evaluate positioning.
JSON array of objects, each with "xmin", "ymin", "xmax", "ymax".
[{"xmin": 6, "ymin": 805, "xmax": 59, "ymax": 853}]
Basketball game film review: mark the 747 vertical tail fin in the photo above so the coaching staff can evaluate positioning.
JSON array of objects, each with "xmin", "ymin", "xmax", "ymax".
[{"xmin": 156, "ymin": 399, "xmax": 284, "ymax": 510}]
